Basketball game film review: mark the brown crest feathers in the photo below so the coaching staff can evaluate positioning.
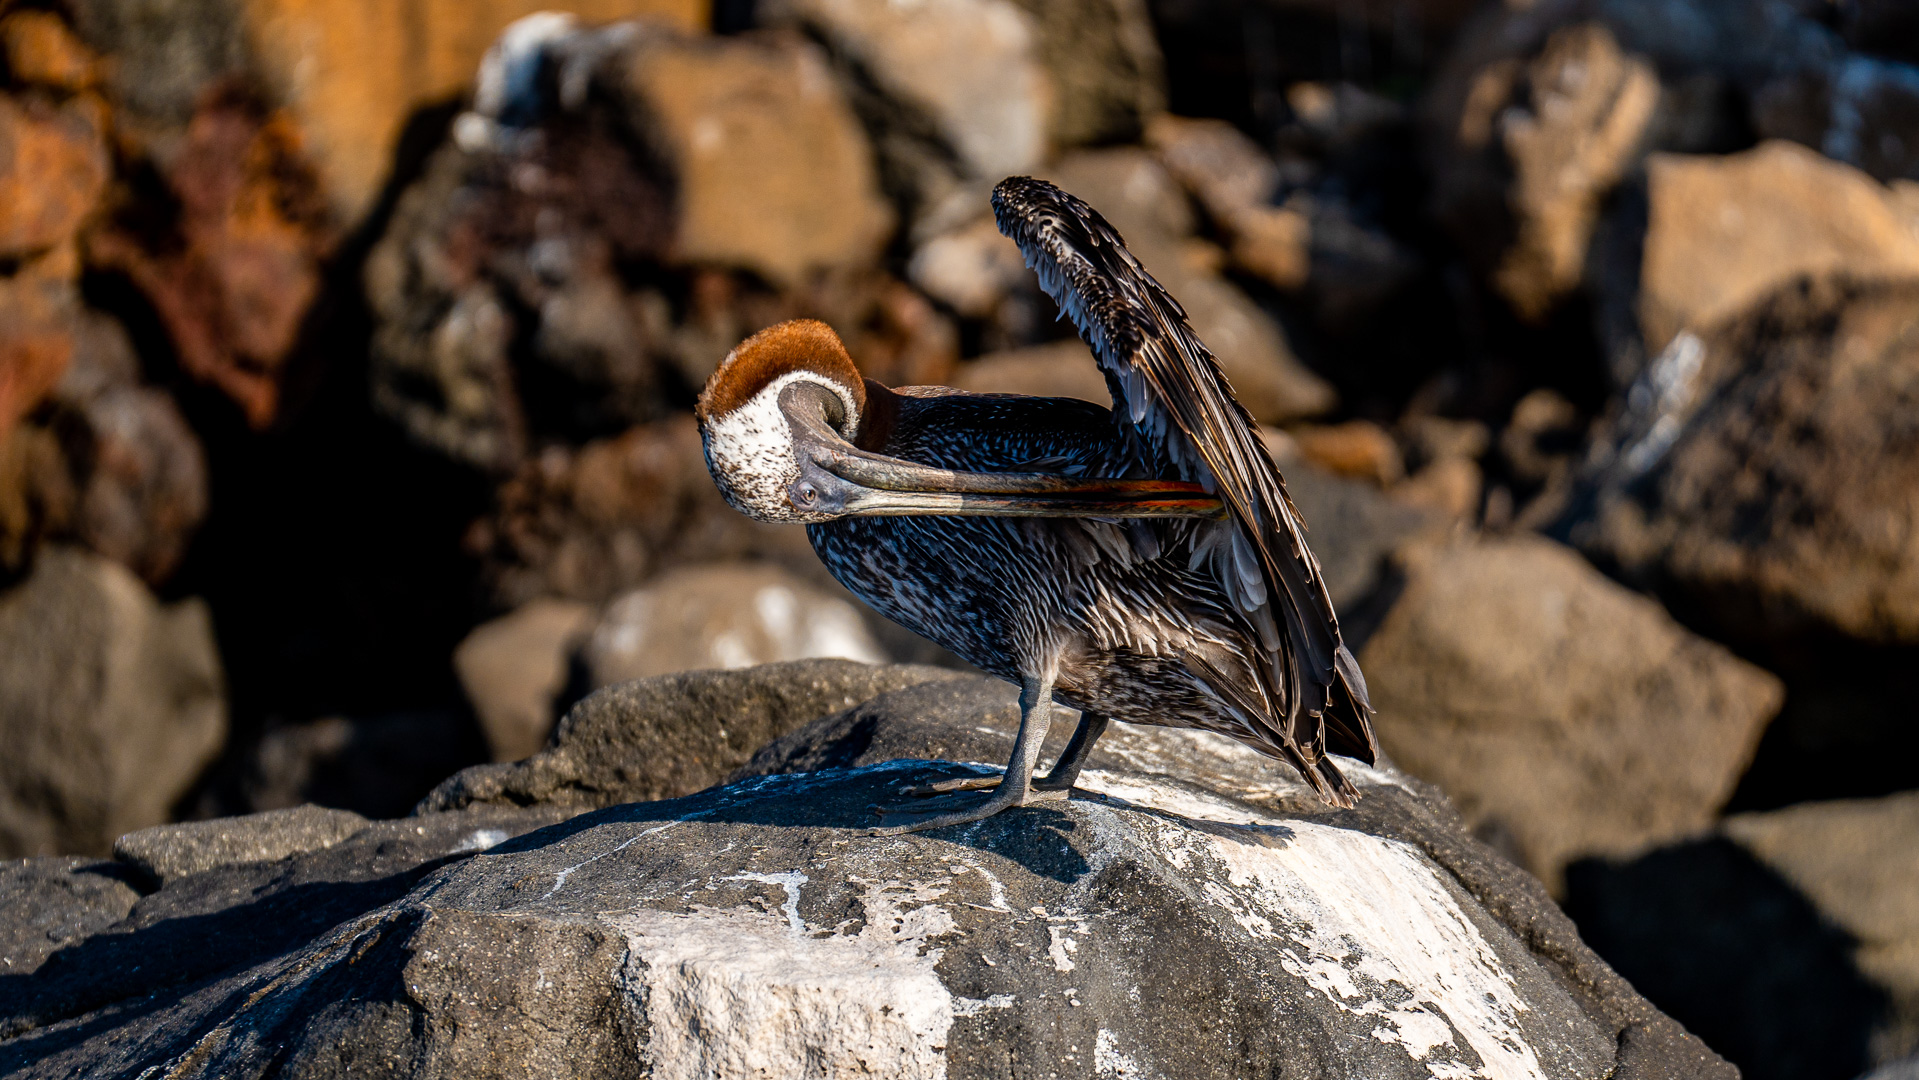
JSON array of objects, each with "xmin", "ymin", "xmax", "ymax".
[{"xmin": 697, "ymin": 319, "xmax": 868, "ymax": 421}]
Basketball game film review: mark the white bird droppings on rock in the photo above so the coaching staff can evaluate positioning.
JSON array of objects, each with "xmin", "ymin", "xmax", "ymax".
[{"xmin": 612, "ymin": 875, "xmax": 961, "ymax": 1080}]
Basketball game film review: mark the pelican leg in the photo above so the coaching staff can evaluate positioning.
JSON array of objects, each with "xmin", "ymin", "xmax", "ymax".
[
  {"xmin": 1034, "ymin": 712, "xmax": 1108, "ymax": 792},
  {"xmin": 873, "ymin": 672, "xmax": 1058, "ymax": 834},
  {"xmin": 897, "ymin": 709, "xmax": 1107, "ymax": 798}
]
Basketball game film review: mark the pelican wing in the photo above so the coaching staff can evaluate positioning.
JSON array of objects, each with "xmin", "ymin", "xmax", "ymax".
[{"xmin": 992, "ymin": 176, "xmax": 1376, "ymax": 790}]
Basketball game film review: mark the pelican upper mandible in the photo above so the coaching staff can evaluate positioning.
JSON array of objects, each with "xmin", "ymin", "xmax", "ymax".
[{"xmin": 696, "ymin": 176, "xmax": 1377, "ymax": 832}]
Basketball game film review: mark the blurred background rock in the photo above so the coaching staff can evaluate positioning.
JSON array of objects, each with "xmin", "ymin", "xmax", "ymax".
[{"xmin": 1, "ymin": 0, "xmax": 1917, "ymax": 1075}]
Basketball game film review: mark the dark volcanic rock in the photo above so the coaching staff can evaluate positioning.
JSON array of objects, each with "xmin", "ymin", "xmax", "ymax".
[
  {"xmin": 0, "ymin": 662, "xmax": 1729, "ymax": 1079},
  {"xmin": 0, "ymin": 804, "xmax": 566, "ymax": 1050},
  {"xmin": 0, "ymin": 857, "xmax": 140, "ymax": 978},
  {"xmin": 113, "ymin": 805, "xmax": 371, "ymax": 888},
  {"xmin": 421, "ymin": 658, "xmax": 966, "ymax": 815}
]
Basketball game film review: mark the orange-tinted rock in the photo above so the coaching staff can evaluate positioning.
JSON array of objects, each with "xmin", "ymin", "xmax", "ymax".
[
  {"xmin": 620, "ymin": 27, "xmax": 894, "ymax": 285},
  {"xmin": 88, "ymin": 89, "xmax": 333, "ymax": 429},
  {"xmin": 0, "ymin": 94, "xmax": 109, "ymax": 259},
  {"xmin": 1638, "ymin": 141, "xmax": 1919, "ymax": 352},
  {"xmin": 0, "ymin": 11, "xmax": 100, "ymax": 91},
  {"xmin": 0, "ymin": 247, "xmax": 78, "ymax": 439},
  {"xmin": 1291, "ymin": 420, "xmax": 1404, "ymax": 487},
  {"xmin": 73, "ymin": 0, "xmax": 708, "ymax": 230}
]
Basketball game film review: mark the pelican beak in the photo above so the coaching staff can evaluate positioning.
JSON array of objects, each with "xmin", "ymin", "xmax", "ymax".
[{"xmin": 779, "ymin": 382, "xmax": 1225, "ymax": 520}]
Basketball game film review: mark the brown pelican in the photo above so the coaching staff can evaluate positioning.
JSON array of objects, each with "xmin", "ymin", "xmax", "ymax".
[{"xmin": 696, "ymin": 176, "xmax": 1376, "ymax": 832}]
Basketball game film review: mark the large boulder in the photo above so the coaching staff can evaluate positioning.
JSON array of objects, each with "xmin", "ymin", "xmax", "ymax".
[
  {"xmin": 1, "ymin": 662, "xmax": 1731, "ymax": 1078},
  {"xmin": 1635, "ymin": 142, "xmax": 1919, "ymax": 356},
  {"xmin": 0, "ymin": 546, "xmax": 226, "ymax": 858},
  {"xmin": 1357, "ymin": 534, "xmax": 1782, "ymax": 892},
  {"xmin": 1565, "ymin": 790, "xmax": 1919, "ymax": 1080},
  {"xmin": 1560, "ymin": 275, "xmax": 1919, "ymax": 649}
]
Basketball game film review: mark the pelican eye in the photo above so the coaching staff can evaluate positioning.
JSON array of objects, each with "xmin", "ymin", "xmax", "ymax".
[{"xmin": 792, "ymin": 480, "xmax": 819, "ymax": 506}]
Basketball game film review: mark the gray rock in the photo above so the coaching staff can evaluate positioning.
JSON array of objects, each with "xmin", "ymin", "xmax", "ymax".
[
  {"xmin": 0, "ymin": 546, "xmax": 226, "ymax": 858},
  {"xmin": 0, "ymin": 664, "xmax": 1731, "ymax": 1079},
  {"xmin": 420, "ymin": 658, "xmax": 967, "ymax": 814},
  {"xmin": 112, "ymin": 805, "xmax": 371, "ymax": 888},
  {"xmin": 0, "ymin": 804, "xmax": 567, "ymax": 1048},
  {"xmin": 0, "ymin": 857, "xmax": 141, "ymax": 977},
  {"xmin": 1358, "ymin": 535, "xmax": 1783, "ymax": 892}
]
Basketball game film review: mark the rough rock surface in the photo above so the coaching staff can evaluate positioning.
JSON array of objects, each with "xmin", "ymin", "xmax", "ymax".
[
  {"xmin": 1, "ymin": 662, "xmax": 1730, "ymax": 1079},
  {"xmin": 1561, "ymin": 275, "xmax": 1919, "ymax": 647},
  {"xmin": 580, "ymin": 562, "xmax": 887, "ymax": 687},
  {"xmin": 0, "ymin": 546, "xmax": 226, "ymax": 858},
  {"xmin": 113, "ymin": 805, "xmax": 370, "ymax": 888},
  {"xmin": 0, "ymin": 857, "xmax": 139, "ymax": 977},
  {"xmin": 0, "ymin": 803, "xmax": 570, "ymax": 1053},
  {"xmin": 422, "ymin": 659, "xmax": 965, "ymax": 814},
  {"xmin": 1358, "ymin": 535, "xmax": 1783, "ymax": 891}
]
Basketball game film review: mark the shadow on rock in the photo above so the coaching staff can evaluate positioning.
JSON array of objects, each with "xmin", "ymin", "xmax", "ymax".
[{"xmin": 1563, "ymin": 837, "xmax": 1888, "ymax": 1080}]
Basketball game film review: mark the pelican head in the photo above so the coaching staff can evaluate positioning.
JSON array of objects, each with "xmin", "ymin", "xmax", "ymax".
[
  {"xmin": 696, "ymin": 319, "xmax": 870, "ymax": 524},
  {"xmin": 697, "ymin": 318, "xmax": 1227, "ymax": 524}
]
